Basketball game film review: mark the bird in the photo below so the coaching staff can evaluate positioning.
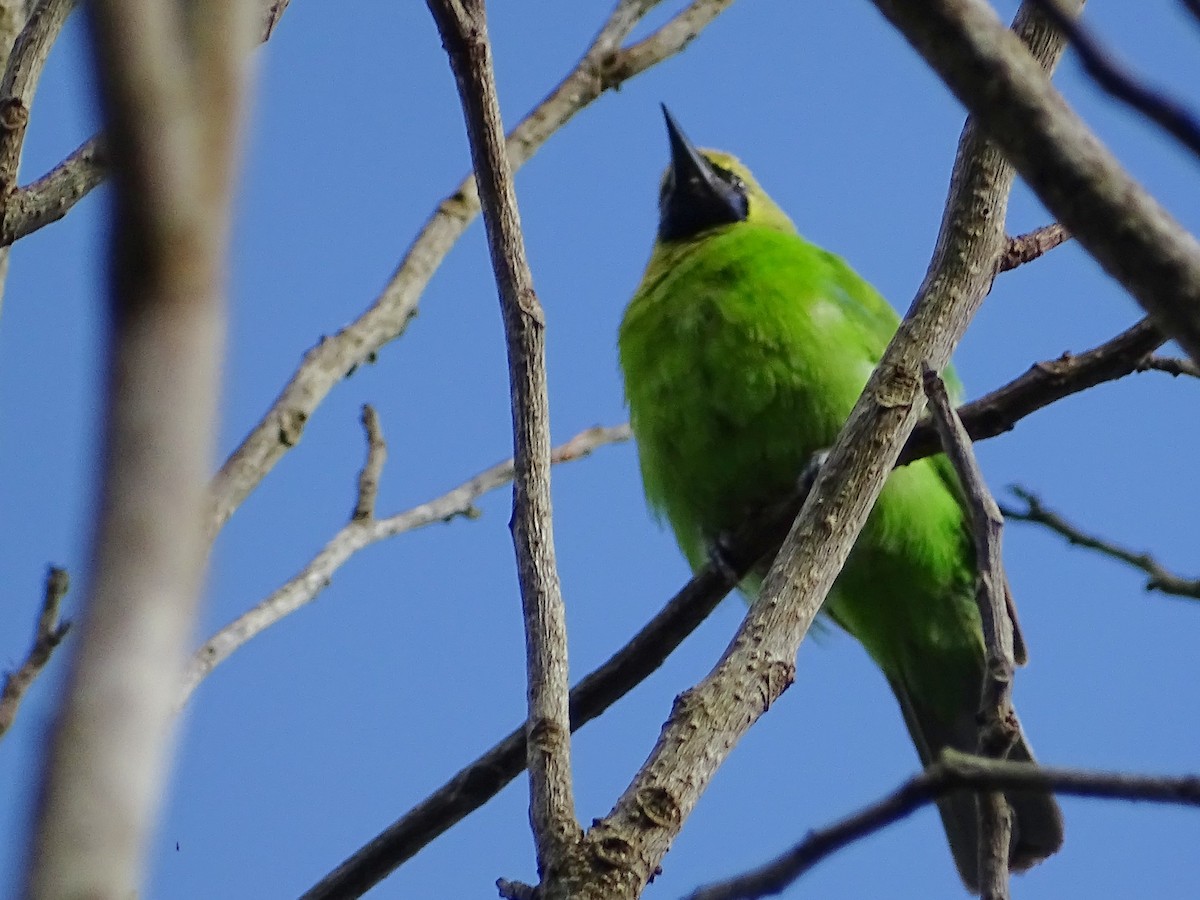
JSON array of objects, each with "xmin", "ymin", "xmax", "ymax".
[{"xmin": 617, "ymin": 107, "xmax": 1063, "ymax": 890}]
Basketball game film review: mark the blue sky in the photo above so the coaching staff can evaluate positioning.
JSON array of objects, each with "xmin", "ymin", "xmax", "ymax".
[{"xmin": 3, "ymin": 1, "xmax": 1200, "ymax": 897}]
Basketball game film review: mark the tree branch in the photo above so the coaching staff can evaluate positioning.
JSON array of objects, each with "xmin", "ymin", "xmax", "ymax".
[
  {"xmin": 1029, "ymin": 0, "xmax": 1200, "ymax": 160},
  {"xmin": 924, "ymin": 368, "xmax": 1018, "ymax": 899},
  {"xmin": 0, "ymin": 0, "xmax": 29, "ymax": 75},
  {"xmin": 0, "ymin": 0, "xmax": 77, "ymax": 196},
  {"xmin": 683, "ymin": 752, "xmax": 1200, "ymax": 900},
  {"xmin": 0, "ymin": 0, "xmax": 292, "ymax": 248},
  {"xmin": 1137, "ymin": 354, "xmax": 1200, "ymax": 379},
  {"xmin": 178, "ymin": 421, "xmax": 629, "ymax": 709},
  {"xmin": 998, "ymin": 222, "xmax": 1069, "ymax": 272},
  {"xmin": 2, "ymin": 134, "xmax": 106, "ymax": 244},
  {"xmin": 351, "ymin": 404, "xmax": 385, "ymax": 522},
  {"xmin": 427, "ymin": 0, "xmax": 578, "ymax": 877},
  {"xmin": 1002, "ymin": 486, "xmax": 1200, "ymax": 600},
  {"xmin": 870, "ymin": 0, "xmax": 1200, "ymax": 366},
  {"xmin": 21, "ymin": 0, "xmax": 255, "ymax": 895},
  {"xmin": 899, "ymin": 317, "xmax": 1167, "ymax": 465},
  {"xmin": 260, "ymin": 0, "xmax": 289, "ymax": 40},
  {"xmin": 0, "ymin": 0, "xmax": 77, "ymax": 316},
  {"xmin": 0, "ymin": 566, "xmax": 70, "ymax": 740},
  {"xmin": 496, "ymin": 879, "xmax": 538, "ymax": 900},
  {"xmin": 207, "ymin": 0, "xmax": 735, "ymax": 540},
  {"xmin": 601, "ymin": 0, "xmax": 729, "ymax": 83}
]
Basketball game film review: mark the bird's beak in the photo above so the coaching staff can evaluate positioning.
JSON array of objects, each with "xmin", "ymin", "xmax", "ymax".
[
  {"xmin": 663, "ymin": 105, "xmax": 718, "ymax": 194},
  {"xmin": 659, "ymin": 105, "xmax": 747, "ymax": 240}
]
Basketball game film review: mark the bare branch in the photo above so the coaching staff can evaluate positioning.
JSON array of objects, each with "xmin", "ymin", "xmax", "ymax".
[
  {"xmin": 683, "ymin": 752, "xmax": 1200, "ymax": 900},
  {"xmin": 497, "ymin": 879, "xmax": 538, "ymax": 900},
  {"xmin": 208, "ymin": 0, "xmax": 736, "ymax": 541},
  {"xmin": 900, "ymin": 317, "xmax": 1167, "ymax": 465},
  {"xmin": 21, "ymin": 0, "xmax": 254, "ymax": 895},
  {"xmin": 260, "ymin": 0, "xmax": 289, "ymax": 40},
  {"xmin": 351, "ymin": 404, "xmax": 386, "ymax": 521},
  {"xmin": 998, "ymin": 222, "xmax": 1069, "ymax": 272},
  {"xmin": 0, "ymin": 0, "xmax": 78, "ymax": 194},
  {"xmin": 1030, "ymin": 0, "xmax": 1200, "ymax": 159},
  {"xmin": 1003, "ymin": 487, "xmax": 1200, "ymax": 600},
  {"xmin": 0, "ymin": 0, "xmax": 78, "ymax": 314},
  {"xmin": 0, "ymin": 0, "xmax": 292, "ymax": 247},
  {"xmin": 1137, "ymin": 354, "xmax": 1200, "ymax": 379},
  {"xmin": 601, "ymin": 0, "xmax": 730, "ymax": 83},
  {"xmin": 3, "ymin": 135, "xmax": 106, "ymax": 244},
  {"xmin": 428, "ymin": 0, "xmax": 578, "ymax": 874},
  {"xmin": 0, "ymin": 566, "xmax": 70, "ymax": 740},
  {"xmin": 179, "ymin": 423, "xmax": 630, "ymax": 710},
  {"xmin": 0, "ymin": 0, "xmax": 29, "ymax": 74},
  {"xmin": 924, "ymin": 368, "xmax": 1017, "ymax": 899},
  {"xmin": 870, "ymin": 0, "xmax": 1200, "ymax": 366}
]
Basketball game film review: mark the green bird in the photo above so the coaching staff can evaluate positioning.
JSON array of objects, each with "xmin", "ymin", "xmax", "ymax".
[{"xmin": 618, "ymin": 108, "xmax": 1063, "ymax": 890}]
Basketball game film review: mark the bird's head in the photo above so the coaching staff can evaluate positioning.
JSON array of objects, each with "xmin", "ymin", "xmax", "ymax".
[{"xmin": 657, "ymin": 106, "xmax": 795, "ymax": 242}]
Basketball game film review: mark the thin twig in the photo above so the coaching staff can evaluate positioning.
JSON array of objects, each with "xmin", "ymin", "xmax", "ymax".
[
  {"xmin": 260, "ymin": 0, "xmax": 289, "ymax": 40},
  {"xmin": 871, "ymin": 0, "xmax": 1200, "ymax": 365},
  {"xmin": 900, "ymin": 318, "xmax": 1167, "ymax": 465},
  {"xmin": 179, "ymin": 423, "xmax": 630, "ymax": 709},
  {"xmin": 924, "ymin": 367, "xmax": 1017, "ymax": 899},
  {"xmin": 0, "ymin": 566, "xmax": 69, "ymax": 740},
  {"xmin": 496, "ymin": 879, "xmax": 538, "ymax": 900},
  {"xmin": 0, "ymin": 0, "xmax": 290, "ymax": 248},
  {"xmin": 1030, "ymin": 0, "xmax": 1200, "ymax": 160},
  {"xmin": 682, "ymin": 752, "xmax": 1200, "ymax": 900},
  {"xmin": 1003, "ymin": 487, "xmax": 1200, "ymax": 599},
  {"xmin": 602, "ymin": 0, "xmax": 729, "ymax": 83},
  {"xmin": 428, "ymin": 0, "xmax": 577, "ymax": 874},
  {"xmin": 1136, "ymin": 355, "xmax": 1200, "ymax": 379},
  {"xmin": 923, "ymin": 370, "xmax": 1019, "ymax": 737},
  {"xmin": 0, "ymin": 0, "xmax": 77, "ymax": 194},
  {"xmin": 0, "ymin": 0, "xmax": 31, "ymax": 313},
  {"xmin": 207, "ymin": 0, "xmax": 736, "ymax": 540},
  {"xmin": 998, "ymin": 222, "xmax": 1069, "ymax": 272},
  {"xmin": 0, "ymin": 0, "xmax": 76, "ymax": 315},
  {"xmin": 3, "ymin": 135, "xmax": 105, "ymax": 244},
  {"xmin": 351, "ymin": 404, "xmax": 385, "ymax": 521}
]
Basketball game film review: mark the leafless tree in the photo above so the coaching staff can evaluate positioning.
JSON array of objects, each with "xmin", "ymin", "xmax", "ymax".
[{"xmin": 3, "ymin": 1, "xmax": 1199, "ymax": 899}]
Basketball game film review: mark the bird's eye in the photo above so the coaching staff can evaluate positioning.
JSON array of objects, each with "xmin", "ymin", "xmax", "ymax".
[{"xmin": 710, "ymin": 164, "xmax": 746, "ymax": 196}]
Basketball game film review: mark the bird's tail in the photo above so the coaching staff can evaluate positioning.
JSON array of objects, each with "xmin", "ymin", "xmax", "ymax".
[{"xmin": 888, "ymin": 677, "xmax": 1064, "ymax": 891}]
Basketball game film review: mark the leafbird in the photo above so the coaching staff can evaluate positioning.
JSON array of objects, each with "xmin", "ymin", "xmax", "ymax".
[{"xmin": 617, "ymin": 107, "xmax": 1064, "ymax": 890}]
